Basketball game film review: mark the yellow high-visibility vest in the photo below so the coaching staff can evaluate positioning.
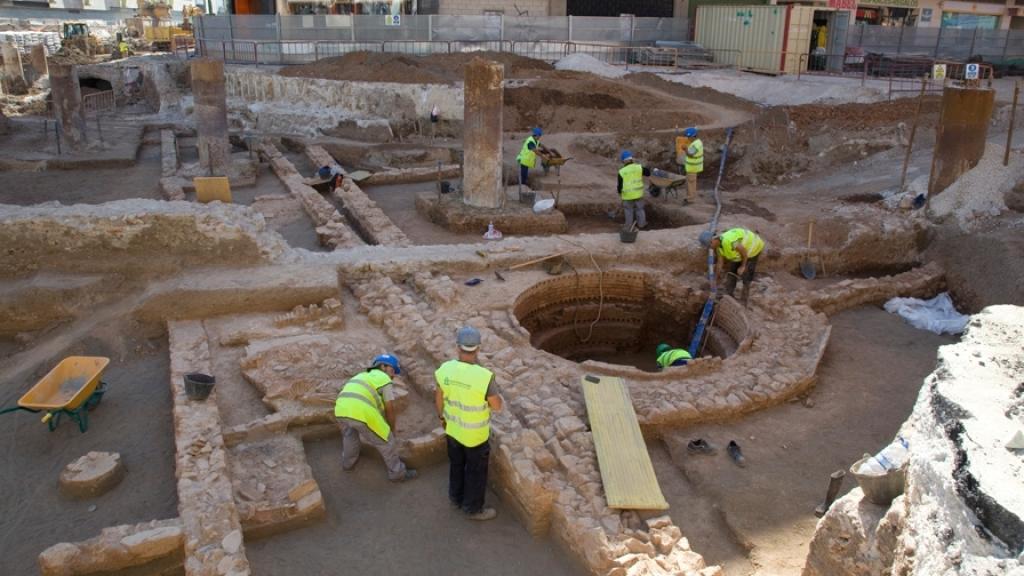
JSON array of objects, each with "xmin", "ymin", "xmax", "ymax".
[
  {"xmin": 718, "ymin": 228, "xmax": 765, "ymax": 262},
  {"xmin": 685, "ymin": 138, "xmax": 704, "ymax": 174},
  {"xmin": 334, "ymin": 369, "xmax": 392, "ymax": 440},
  {"xmin": 517, "ymin": 136, "xmax": 538, "ymax": 168},
  {"xmin": 657, "ymin": 348, "xmax": 692, "ymax": 368},
  {"xmin": 435, "ymin": 359, "xmax": 493, "ymax": 448},
  {"xmin": 619, "ymin": 162, "xmax": 644, "ymax": 201}
]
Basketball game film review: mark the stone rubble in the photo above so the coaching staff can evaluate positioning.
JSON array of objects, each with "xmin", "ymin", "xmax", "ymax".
[{"xmin": 38, "ymin": 518, "xmax": 184, "ymax": 576}]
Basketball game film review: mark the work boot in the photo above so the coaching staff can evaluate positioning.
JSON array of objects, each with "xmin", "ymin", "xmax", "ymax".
[
  {"xmin": 687, "ymin": 438, "xmax": 716, "ymax": 455},
  {"xmin": 466, "ymin": 507, "xmax": 498, "ymax": 521},
  {"xmin": 727, "ymin": 441, "xmax": 747, "ymax": 468},
  {"xmin": 390, "ymin": 469, "xmax": 418, "ymax": 482}
]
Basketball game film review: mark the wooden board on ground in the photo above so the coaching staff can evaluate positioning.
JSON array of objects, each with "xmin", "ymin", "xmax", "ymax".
[
  {"xmin": 193, "ymin": 177, "xmax": 232, "ymax": 203},
  {"xmin": 581, "ymin": 374, "xmax": 669, "ymax": 510}
]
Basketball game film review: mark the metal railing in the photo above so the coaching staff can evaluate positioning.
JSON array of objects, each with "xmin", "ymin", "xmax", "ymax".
[
  {"xmin": 82, "ymin": 90, "xmax": 115, "ymax": 116},
  {"xmin": 192, "ymin": 38, "xmax": 681, "ymax": 69}
]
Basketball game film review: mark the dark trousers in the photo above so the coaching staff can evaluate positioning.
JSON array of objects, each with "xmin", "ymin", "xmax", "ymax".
[
  {"xmin": 724, "ymin": 255, "xmax": 759, "ymax": 299},
  {"xmin": 519, "ymin": 164, "xmax": 530, "ymax": 187},
  {"xmin": 447, "ymin": 436, "xmax": 490, "ymax": 514}
]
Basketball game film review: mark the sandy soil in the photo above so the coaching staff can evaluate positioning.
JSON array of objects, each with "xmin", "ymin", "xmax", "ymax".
[
  {"xmin": 280, "ymin": 51, "xmax": 554, "ymax": 85},
  {"xmin": 0, "ymin": 143, "xmax": 164, "ymax": 205},
  {"xmin": 0, "ymin": 330, "xmax": 177, "ymax": 576},
  {"xmin": 659, "ymin": 306, "xmax": 954, "ymax": 575},
  {"xmin": 245, "ymin": 438, "xmax": 585, "ymax": 576}
]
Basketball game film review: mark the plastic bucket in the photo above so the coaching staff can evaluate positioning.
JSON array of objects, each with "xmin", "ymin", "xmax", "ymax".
[
  {"xmin": 620, "ymin": 229, "xmax": 638, "ymax": 243},
  {"xmin": 850, "ymin": 457, "xmax": 906, "ymax": 506},
  {"xmin": 184, "ymin": 373, "xmax": 216, "ymax": 401},
  {"xmin": 533, "ymin": 198, "xmax": 555, "ymax": 213}
]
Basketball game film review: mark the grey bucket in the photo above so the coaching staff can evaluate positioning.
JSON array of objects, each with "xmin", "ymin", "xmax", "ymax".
[
  {"xmin": 620, "ymin": 229, "xmax": 638, "ymax": 243},
  {"xmin": 184, "ymin": 373, "xmax": 216, "ymax": 401},
  {"xmin": 850, "ymin": 456, "xmax": 907, "ymax": 506}
]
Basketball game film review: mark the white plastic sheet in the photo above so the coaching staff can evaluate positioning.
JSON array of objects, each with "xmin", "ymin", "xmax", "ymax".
[{"xmin": 883, "ymin": 292, "xmax": 968, "ymax": 335}]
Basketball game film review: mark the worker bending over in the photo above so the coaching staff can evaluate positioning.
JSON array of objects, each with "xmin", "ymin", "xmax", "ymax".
[
  {"xmin": 334, "ymin": 354, "xmax": 418, "ymax": 482},
  {"xmin": 517, "ymin": 127, "xmax": 547, "ymax": 188},
  {"xmin": 435, "ymin": 326, "xmax": 504, "ymax": 521},
  {"xmin": 618, "ymin": 150, "xmax": 651, "ymax": 231},
  {"xmin": 683, "ymin": 127, "xmax": 703, "ymax": 203},
  {"xmin": 656, "ymin": 343, "xmax": 692, "ymax": 368},
  {"xmin": 699, "ymin": 227, "xmax": 766, "ymax": 302}
]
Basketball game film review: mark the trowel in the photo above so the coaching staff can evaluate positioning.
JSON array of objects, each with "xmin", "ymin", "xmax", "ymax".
[{"xmin": 800, "ymin": 220, "xmax": 817, "ymax": 280}]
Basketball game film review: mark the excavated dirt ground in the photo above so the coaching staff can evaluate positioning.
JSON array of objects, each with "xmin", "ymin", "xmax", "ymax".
[{"xmin": 1, "ymin": 49, "xmax": 1021, "ymax": 576}]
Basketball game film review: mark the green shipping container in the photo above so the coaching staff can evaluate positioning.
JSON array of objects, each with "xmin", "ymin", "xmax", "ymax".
[{"xmin": 695, "ymin": 4, "xmax": 821, "ymax": 74}]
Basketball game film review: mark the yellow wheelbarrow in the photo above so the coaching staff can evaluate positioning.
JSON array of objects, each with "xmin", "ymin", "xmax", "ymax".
[
  {"xmin": 0, "ymin": 356, "xmax": 110, "ymax": 433},
  {"xmin": 648, "ymin": 168, "xmax": 688, "ymax": 200}
]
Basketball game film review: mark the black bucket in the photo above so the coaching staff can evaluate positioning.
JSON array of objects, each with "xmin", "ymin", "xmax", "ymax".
[
  {"xmin": 620, "ymin": 229, "xmax": 638, "ymax": 243},
  {"xmin": 184, "ymin": 373, "xmax": 216, "ymax": 401}
]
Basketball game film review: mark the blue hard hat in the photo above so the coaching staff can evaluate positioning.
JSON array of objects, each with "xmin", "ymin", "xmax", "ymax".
[
  {"xmin": 684, "ymin": 127, "xmax": 698, "ymax": 138},
  {"xmin": 532, "ymin": 127, "xmax": 543, "ymax": 137},
  {"xmin": 371, "ymin": 353, "xmax": 401, "ymax": 375},
  {"xmin": 620, "ymin": 150, "xmax": 633, "ymax": 163}
]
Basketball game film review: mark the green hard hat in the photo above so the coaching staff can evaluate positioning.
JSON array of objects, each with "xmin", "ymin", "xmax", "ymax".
[{"xmin": 656, "ymin": 343, "xmax": 672, "ymax": 356}]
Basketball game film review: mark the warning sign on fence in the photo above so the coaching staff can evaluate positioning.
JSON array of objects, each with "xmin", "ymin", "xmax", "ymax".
[
  {"xmin": 965, "ymin": 63, "xmax": 980, "ymax": 80},
  {"xmin": 932, "ymin": 64, "xmax": 946, "ymax": 80},
  {"xmin": 385, "ymin": 14, "xmax": 401, "ymax": 26}
]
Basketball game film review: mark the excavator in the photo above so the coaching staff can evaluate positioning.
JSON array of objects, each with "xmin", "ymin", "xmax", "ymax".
[
  {"xmin": 61, "ymin": 22, "xmax": 101, "ymax": 55},
  {"xmin": 127, "ymin": 1, "xmax": 191, "ymax": 51}
]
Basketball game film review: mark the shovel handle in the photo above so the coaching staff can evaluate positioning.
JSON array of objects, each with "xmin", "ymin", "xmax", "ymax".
[{"xmin": 807, "ymin": 220, "xmax": 815, "ymax": 249}]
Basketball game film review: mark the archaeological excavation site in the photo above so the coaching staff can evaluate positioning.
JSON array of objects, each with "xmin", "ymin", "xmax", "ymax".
[{"xmin": 1, "ymin": 17, "xmax": 1023, "ymax": 576}]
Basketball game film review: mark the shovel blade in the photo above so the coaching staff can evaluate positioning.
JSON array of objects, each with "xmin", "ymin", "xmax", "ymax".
[{"xmin": 801, "ymin": 259, "xmax": 817, "ymax": 280}]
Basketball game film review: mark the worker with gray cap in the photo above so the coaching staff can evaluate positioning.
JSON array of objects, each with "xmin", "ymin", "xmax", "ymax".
[
  {"xmin": 699, "ymin": 227, "xmax": 766, "ymax": 303},
  {"xmin": 434, "ymin": 326, "xmax": 504, "ymax": 521}
]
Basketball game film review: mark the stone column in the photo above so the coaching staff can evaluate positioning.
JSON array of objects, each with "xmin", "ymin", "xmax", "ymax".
[
  {"xmin": 190, "ymin": 57, "xmax": 231, "ymax": 175},
  {"xmin": 928, "ymin": 86, "xmax": 995, "ymax": 196},
  {"xmin": 29, "ymin": 43, "xmax": 48, "ymax": 79},
  {"xmin": 2, "ymin": 42, "xmax": 27, "ymax": 95},
  {"xmin": 462, "ymin": 58, "xmax": 504, "ymax": 209},
  {"xmin": 49, "ymin": 61, "xmax": 87, "ymax": 149}
]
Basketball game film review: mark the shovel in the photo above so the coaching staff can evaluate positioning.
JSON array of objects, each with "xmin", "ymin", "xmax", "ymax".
[{"xmin": 800, "ymin": 220, "xmax": 817, "ymax": 280}]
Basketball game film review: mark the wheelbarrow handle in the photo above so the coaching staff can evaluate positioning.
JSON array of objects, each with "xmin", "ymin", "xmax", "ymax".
[
  {"xmin": 41, "ymin": 412, "xmax": 54, "ymax": 423},
  {"xmin": 0, "ymin": 405, "xmax": 39, "ymax": 416}
]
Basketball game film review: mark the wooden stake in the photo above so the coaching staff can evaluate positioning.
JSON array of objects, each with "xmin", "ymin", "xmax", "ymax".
[
  {"xmin": 1005, "ymin": 80, "xmax": 1019, "ymax": 167},
  {"xmin": 899, "ymin": 76, "xmax": 928, "ymax": 192}
]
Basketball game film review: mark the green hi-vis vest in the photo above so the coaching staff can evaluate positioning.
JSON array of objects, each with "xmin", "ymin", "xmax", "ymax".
[
  {"xmin": 718, "ymin": 228, "xmax": 765, "ymax": 262},
  {"xmin": 517, "ymin": 136, "xmax": 538, "ymax": 168},
  {"xmin": 657, "ymin": 348, "xmax": 692, "ymax": 368},
  {"xmin": 435, "ymin": 359, "xmax": 493, "ymax": 448},
  {"xmin": 619, "ymin": 162, "xmax": 644, "ymax": 201},
  {"xmin": 685, "ymin": 138, "xmax": 704, "ymax": 174},
  {"xmin": 334, "ymin": 369, "xmax": 392, "ymax": 441}
]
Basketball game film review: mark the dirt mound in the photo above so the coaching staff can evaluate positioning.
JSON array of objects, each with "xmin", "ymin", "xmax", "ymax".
[
  {"xmin": 280, "ymin": 51, "xmax": 552, "ymax": 84},
  {"xmin": 784, "ymin": 97, "xmax": 941, "ymax": 132},
  {"xmin": 625, "ymin": 72, "xmax": 762, "ymax": 115}
]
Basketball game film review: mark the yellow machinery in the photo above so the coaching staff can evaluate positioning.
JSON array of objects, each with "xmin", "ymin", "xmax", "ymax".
[
  {"xmin": 61, "ymin": 22, "xmax": 101, "ymax": 55},
  {"xmin": 134, "ymin": 1, "xmax": 189, "ymax": 51}
]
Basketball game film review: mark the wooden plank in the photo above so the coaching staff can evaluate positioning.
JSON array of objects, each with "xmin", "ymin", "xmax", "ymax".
[
  {"xmin": 193, "ymin": 176, "xmax": 232, "ymax": 204},
  {"xmin": 581, "ymin": 374, "xmax": 669, "ymax": 510}
]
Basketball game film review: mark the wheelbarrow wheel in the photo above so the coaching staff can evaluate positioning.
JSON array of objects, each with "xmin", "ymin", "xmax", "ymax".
[{"xmin": 47, "ymin": 411, "xmax": 61, "ymax": 432}]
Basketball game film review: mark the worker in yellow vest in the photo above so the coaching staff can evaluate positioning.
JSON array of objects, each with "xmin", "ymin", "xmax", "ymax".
[
  {"xmin": 656, "ymin": 343, "xmax": 692, "ymax": 368},
  {"xmin": 699, "ymin": 227, "xmax": 766, "ymax": 302},
  {"xmin": 434, "ymin": 326, "xmax": 503, "ymax": 521},
  {"xmin": 517, "ymin": 127, "xmax": 547, "ymax": 188},
  {"xmin": 335, "ymin": 354, "xmax": 418, "ymax": 482},
  {"xmin": 683, "ymin": 127, "xmax": 704, "ymax": 203},
  {"xmin": 618, "ymin": 150, "xmax": 652, "ymax": 231}
]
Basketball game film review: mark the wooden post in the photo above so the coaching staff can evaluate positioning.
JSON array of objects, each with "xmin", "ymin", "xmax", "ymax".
[
  {"xmin": 1005, "ymin": 81, "xmax": 1019, "ymax": 167},
  {"xmin": 899, "ymin": 76, "xmax": 928, "ymax": 191}
]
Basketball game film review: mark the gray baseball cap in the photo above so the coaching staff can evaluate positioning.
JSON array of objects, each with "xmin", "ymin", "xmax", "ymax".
[{"xmin": 456, "ymin": 326, "xmax": 481, "ymax": 351}]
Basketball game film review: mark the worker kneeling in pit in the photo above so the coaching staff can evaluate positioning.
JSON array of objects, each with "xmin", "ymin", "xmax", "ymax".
[
  {"xmin": 618, "ymin": 150, "xmax": 652, "ymax": 231},
  {"xmin": 334, "ymin": 354, "xmax": 418, "ymax": 482},
  {"xmin": 699, "ymin": 227, "xmax": 766, "ymax": 303},
  {"xmin": 656, "ymin": 343, "xmax": 692, "ymax": 369}
]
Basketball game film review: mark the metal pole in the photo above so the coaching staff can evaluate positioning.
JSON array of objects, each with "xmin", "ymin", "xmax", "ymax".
[
  {"xmin": 899, "ymin": 76, "xmax": 928, "ymax": 192},
  {"xmin": 428, "ymin": 14, "xmax": 433, "ymax": 42},
  {"xmin": 568, "ymin": 15, "xmax": 573, "ymax": 43},
  {"xmin": 934, "ymin": 25, "xmax": 942, "ymax": 58},
  {"xmin": 897, "ymin": 24, "xmax": 905, "ymax": 54},
  {"xmin": 1005, "ymin": 81, "xmax": 1019, "ymax": 167},
  {"xmin": 969, "ymin": 27, "xmax": 978, "ymax": 58}
]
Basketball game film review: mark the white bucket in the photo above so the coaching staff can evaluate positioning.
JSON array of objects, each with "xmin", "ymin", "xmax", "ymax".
[{"xmin": 533, "ymin": 199, "xmax": 555, "ymax": 213}]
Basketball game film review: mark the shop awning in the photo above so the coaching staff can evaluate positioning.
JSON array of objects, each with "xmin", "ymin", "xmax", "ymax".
[{"xmin": 857, "ymin": 0, "xmax": 919, "ymax": 8}]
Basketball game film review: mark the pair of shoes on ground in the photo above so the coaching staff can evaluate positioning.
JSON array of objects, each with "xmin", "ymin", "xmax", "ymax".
[
  {"xmin": 450, "ymin": 499, "xmax": 498, "ymax": 521},
  {"xmin": 687, "ymin": 438, "xmax": 746, "ymax": 468}
]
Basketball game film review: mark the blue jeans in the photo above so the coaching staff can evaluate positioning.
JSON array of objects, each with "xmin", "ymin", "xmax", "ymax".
[{"xmin": 519, "ymin": 164, "xmax": 530, "ymax": 187}]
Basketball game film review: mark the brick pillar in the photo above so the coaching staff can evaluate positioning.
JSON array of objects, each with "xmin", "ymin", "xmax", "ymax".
[
  {"xmin": 2, "ymin": 42, "xmax": 27, "ymax": 95},
  {"xmin": 49, "ymin": 61, "xmax": 87, "ymax": 149},
  {"xmin": 190, "ymin": 57, "xmax": 231, "ymax": 175},
  {"xmin": 928, "ymin": 86, "xmax": 995, "ymax": 196},
  {"xmin": 462, "ymin": 58, "xmax": 504, "ymax": 209},
  {"xmin": 29, "ymin": 43, "xmax": 48, "ymax": 79}
]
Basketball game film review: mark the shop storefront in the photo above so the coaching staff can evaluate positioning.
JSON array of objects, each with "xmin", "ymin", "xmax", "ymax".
[
  {"xmin": 911, "ymin": 0, "xmax": 1009, "ymax": 29},
  {"xmin": 287, "ymin": 0, "xmax": 412, "ymax": 15},
  {"xmin": 854, "ymin": 0, "xmax": 917, "ymax": 26}
]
